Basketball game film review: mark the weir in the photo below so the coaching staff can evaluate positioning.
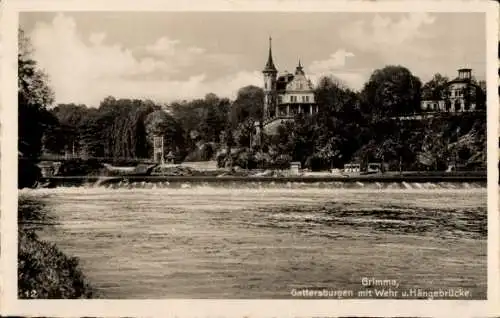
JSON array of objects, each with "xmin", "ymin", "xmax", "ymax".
[{"xmin": 37, "ymin": 175, "xmax": 487, "ymax": 189}]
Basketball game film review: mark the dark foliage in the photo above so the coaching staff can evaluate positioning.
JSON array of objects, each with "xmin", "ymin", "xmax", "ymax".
[
  {"xmin": 18, "ymin": 159, "xmax": 42, "ymax": 189},
  {"xmin": 360, "ymin": 65, "xmax": 422, "ymax": 119},
  {"xmin": 56, "ymin": 159, "xmax": 106, "ymax": 176},
  {"xmin": 18, "ymin": 29, "xmax": 55, "ymax": 158},
  {"xmin": 18, "ymin": 197, "xmax": 94, "ymax": 299}
]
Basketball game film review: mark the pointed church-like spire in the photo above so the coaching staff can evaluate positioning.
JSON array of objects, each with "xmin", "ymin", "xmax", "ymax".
[
  {"xmin": 295, "ymin": 58, "xmax": 305, "ymax": 75},
  {"xmin": 263, "ymin": 36, "xmax": 277, "ymax": 73}
]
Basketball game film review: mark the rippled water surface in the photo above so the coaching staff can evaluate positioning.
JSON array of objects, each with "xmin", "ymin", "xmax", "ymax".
[{"xmin": 20, "ymin": 183, "xmax": 487, "ymax": 299}]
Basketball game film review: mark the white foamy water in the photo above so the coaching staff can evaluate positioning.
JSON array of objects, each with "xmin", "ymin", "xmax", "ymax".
[{"xmin": 20, "ymin": 185, "xmax": 487, "ymax": 299}]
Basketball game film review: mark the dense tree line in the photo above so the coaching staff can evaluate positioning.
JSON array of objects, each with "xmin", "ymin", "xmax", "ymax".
[
  {"xmin": 19, "ymin": 29, "xmax": 486, "ymax": 172},
  {"xmin": 34, "ymin": 85, "xmax": 263, "ymax": 163},
  {"xmin": 18, "ymin": 29, "xmax": 56, "ymax": 158}
]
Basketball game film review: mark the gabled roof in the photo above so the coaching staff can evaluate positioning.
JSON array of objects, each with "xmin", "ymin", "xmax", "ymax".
[
  {"xmin": 276, "ymin": 73, "xmax": 294, "ymax": 90},
  {"xmin": 447, "ymin": 77, "xmax": 472, "ymax": 85}
]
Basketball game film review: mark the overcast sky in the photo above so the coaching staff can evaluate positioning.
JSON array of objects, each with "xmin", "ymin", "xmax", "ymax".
[{"xmin": 19, "ymin": 12, "xmax": 486, "ymax": 106}]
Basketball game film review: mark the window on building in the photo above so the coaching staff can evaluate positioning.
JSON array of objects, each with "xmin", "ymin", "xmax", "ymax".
[
  {"xmin": 305, "ymin": 96, "xmax": 309, "ymax": 102},
  {"xmin": 291, "ymin": 96, "xmax": 296, "ymax": 103},
  {"xmin": 278, "ymin": 96, "xmax": 283, "ymax": 104},
  {"xmin": 301, "ymin": 96, "xmax": 306, "ymax": 102}
]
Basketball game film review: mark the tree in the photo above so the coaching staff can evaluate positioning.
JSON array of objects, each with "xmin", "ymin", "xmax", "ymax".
[
  {"xmin": 360, "ymin": 65, "xmax": 422, "ymax": 119},
  {"xmin": 230, "ymin": 85, "xmax": 264, "ymax": 125},
  {"xmin": 39, "ymin": 111, "xmax": 64, "ymax": 155},
  {"xmin": 421, "ymin": 73, "xmax": 449, "ymax": 101},
  {"xmin": 144, "ymin": 109, "xmax": 185, "ymax": 158},
  {"xmin": 96, "ymin": 98, "xmax": 157, "ymax": 159},
  {"xmin": 50, "ymin": 103, "xmax": 91, "ymax": 155},
  {"xmin": 170, "ymin": 94, "xmax": 229, "ymax": 157},
  {"xmin": 18, "ymin": 29, "xmax": 55, "ymax": 157},
  {"xmin": 198, "ymin": 93, "xmax": 231, "ymax": 143},
  {"xmin": 78, "ymin": 108, "xmax": 105, "ymax": 157},
  {"xmin": 233, "ymin": 118, "xmax": 256, "ymax": 148},
  {"xmin": 315, "ymin": 76, "xmax": 357, "ymax": 114},
  {"xmin": 126, "ymin": 100, "xmax": 157, "ymax": 158},
  {"xmin": 469, "ymin": 80, "xmax": 487, "ymax": 111}
]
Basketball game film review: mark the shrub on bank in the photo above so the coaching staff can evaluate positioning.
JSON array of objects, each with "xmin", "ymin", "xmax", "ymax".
[
  {"xmin": 56, "ymin": 159, "xmax": 105, "ymax": 176},
  {"xmin": 216, "ymin": 148, "xmax": 292, "ymax": 170},
  {"xmin": 304, "ymin": 155, "xmax": 329, "ymax": 171},
  {"xmin": 18, "ymin": 230, "xmax": 94, "ymax": 299},
  {"xmin": 18, "ymin": 159, "xmax": 42, "ymax": 189},
  {"xmin": 18, "ymin": 196, "xmax": 94, "ymax": 299}
]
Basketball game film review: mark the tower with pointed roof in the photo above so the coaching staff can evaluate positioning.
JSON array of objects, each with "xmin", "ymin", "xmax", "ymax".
[
  {"xmin": 263, "ymin": 37, "xmax": 278, "ymax": 121},
  {"xmin": 295, "ymin": 59, "xmax": 304, "ymax": 75}
]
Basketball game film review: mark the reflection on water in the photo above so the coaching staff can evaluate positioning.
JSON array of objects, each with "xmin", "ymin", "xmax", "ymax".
[{"xmin": 19, "ymin": 183, "xmax": 487, "ymax": 299}]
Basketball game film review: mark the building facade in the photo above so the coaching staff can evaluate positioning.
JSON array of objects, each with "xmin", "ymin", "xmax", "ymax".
[
  {"xmin": 262, "ymin": 38, "xmax": 317, "ymax": 129},
  {"xmin": 421, "ymin": 68, "xmax": 485, "ymax": 113}
]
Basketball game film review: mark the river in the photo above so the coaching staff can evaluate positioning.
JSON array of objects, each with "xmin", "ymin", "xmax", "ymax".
[{"xmin": 18, "ymin": 181, "xmax": 487, "ymax": 299}]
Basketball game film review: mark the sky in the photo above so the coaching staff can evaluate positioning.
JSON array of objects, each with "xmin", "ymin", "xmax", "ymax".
[{"xmin": 19, "ymin": 11, "xmax": 486, "ymax": 106}]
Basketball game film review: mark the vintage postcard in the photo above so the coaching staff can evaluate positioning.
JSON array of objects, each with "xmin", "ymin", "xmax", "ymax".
[{"xmin": 1, "ymin": 0, "xmax": 499, "ymax": 317}]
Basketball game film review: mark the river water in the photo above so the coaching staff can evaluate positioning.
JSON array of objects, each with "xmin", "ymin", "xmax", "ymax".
[{"xmin": 19, "ymin": 182, "xmax": 487, "ymax": 299}]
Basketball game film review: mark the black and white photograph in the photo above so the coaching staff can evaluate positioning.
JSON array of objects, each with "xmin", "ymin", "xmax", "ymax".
[{"xmin": 1, "ymin": 0, "xmax": 499, "ymax": 317}]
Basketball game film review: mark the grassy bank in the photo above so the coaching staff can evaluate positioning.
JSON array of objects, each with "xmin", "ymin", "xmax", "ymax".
[{"xmin": 18, "ymin": 196, "xmax": 94, "ymax": 298}]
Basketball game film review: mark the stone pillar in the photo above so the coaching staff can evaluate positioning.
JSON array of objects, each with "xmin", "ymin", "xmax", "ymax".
[
  {"xmin": 153, "ymin": 136, "xmax": 164, "ymax": 164},
  {"xmin": 275, "ymin": 105, "xmax": 279, "ymax": 118},
  {"xmin": 287, "ymin": 105, "xmax": 290, "ymax": 117},
  {"xmin": 309, "ymin": 105, "xmax": 313, "ymax": 115}
]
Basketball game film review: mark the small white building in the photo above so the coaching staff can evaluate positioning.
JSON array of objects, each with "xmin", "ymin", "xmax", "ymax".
[
  {"xmin": 290, "ymin": 161, "xmax": 301, "ymax": 175},
  {"xmin": 343, "ymin": 163, "xmax": 361, "ymax": 173}
]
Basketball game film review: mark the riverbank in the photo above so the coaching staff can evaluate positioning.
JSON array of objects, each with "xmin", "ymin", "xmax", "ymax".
[{"xmin": 18, "ymin": 195, "xmax": 94, "ymax": 298}]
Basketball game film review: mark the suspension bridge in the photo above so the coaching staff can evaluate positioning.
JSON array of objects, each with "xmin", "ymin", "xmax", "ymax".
[{"xmin": 20, "ymin": 154, "xmax": 156, "ymax": 165}]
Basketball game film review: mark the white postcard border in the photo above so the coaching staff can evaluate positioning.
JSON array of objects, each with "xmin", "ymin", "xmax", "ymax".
[{"xmin": 1, "ymin": 0, "xmax": 498, "ymax": 317}]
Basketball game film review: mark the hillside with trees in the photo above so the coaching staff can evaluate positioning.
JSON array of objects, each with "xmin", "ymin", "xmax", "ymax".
[{"xmin": 18, "ymin": 30, "xmax": 486, "ymax": 177}]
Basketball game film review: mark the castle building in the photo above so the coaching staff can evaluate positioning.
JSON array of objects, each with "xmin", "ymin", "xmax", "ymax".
[
  {"xmin": 421, "ymin": 68, "xmax": 485, "ymax": 113},
  {"xmin": 262, "ymin": 38, "xmax": 317, "ymax": 132}
]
